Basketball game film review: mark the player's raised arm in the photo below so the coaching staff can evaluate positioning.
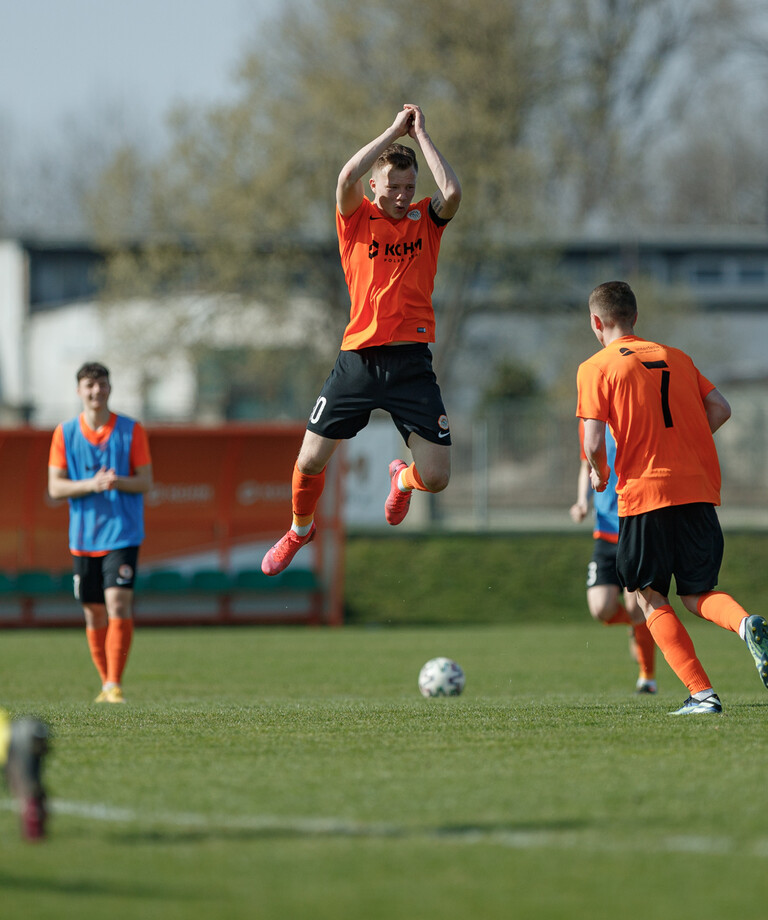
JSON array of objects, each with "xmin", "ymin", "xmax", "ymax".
[
  {"xmin": 405, "ymin": 104, "xmax": 462, "ymax": 221},
  {"xmin": 336, "ymin": 107, "xmax": 415, "ymax": 217}
]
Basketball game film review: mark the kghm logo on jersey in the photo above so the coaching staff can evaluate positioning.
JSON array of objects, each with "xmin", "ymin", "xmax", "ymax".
[
  {"xmin": 384, "ymin": 239, "xmax": 422, "ymax": 258},
  {"xmin": 369, "ymin": 236, "xmax": 423, "ymax": 261}
]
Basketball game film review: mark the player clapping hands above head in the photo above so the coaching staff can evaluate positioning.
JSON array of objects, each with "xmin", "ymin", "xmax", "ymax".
[{"xmin": 262, "ymin": 104, "xmax": 461, "ymax": 576}]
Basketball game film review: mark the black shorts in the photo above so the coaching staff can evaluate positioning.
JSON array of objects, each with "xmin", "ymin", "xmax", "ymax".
[
  {"xmin": 616, "ymin": 503, "xmax": 723, "ymax": 596},
  {"xmin": 306, "ymin": 344, "xmax": 451, "ymax": 446},
  {"xmin": 73, "ymin": 546, "xmax": 140, "ymax": 604},
  {"xmin": 586, "ymin": 538, "xmax": 621, "ymax": 590}
]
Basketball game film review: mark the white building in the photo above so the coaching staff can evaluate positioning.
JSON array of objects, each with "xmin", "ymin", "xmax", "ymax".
[
  {"xmin": 0, "ymin": 239, "xmax": 337, "ymax": 426},
  {"xmin": 4, "ymin": 232, "xmax": 768, "ymax": 522}
]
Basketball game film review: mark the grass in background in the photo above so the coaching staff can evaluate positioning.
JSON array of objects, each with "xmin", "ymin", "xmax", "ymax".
[
  {"xmin": 344, "ymin": 531, "xmax": 768, "ymax": 624},
  {"xmin": 2, "ymin": 616, "xmax": 768, "ymax": 920}
]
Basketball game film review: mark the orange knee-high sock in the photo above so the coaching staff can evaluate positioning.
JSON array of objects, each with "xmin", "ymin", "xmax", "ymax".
[
  {"xmin": 696, "ymin": 591, "xmax": 748, "ymax": 634},
  {"xmin": 105, "ymin": 618, "xmax": 134, "ymax": 686},
  {"xmin": 604, "ymin": 607, "xmax": 632, "ymax": 625},
  {"xmin": 646, "ymin": 606, "xmax": 711, "ymax": 694},
  {"xmin": 86, "ymin": 626, "xmax": 108, "ymax": 684},
  {"xmin": 400, "ymin": 462, "xmax": 430, "ymax": 492},
  {"xmin": 291, "ymin": 462, "xmax": 326, "ymax": 525},
  {"xmin": 632, "ymin": 620, "xmax": 656, "ymax": 680}
]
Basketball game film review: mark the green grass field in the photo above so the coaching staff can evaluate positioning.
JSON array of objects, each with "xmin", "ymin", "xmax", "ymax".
[{"xmin": 2, "ymin": 616, "xmax": 768, "ymax": 919}]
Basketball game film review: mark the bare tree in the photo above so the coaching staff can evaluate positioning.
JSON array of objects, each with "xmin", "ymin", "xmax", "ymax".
[
  {"xmin": 89, "ymin": 0, "xmax": 559, "ymax": 384},
  {"xmin": 535, "ymin": 0, "xmax": 746, "ymax": 230},
  {"xmin": 1, "ymin": 99, "xmax": 154, "ymax": 239},
  {"xmin": 649, "ymin": 87, "xmax": 768, "ymax": 226},
  {"xmin": 88, "ymin": 0, "xmax": 756, "ymax": 407}
]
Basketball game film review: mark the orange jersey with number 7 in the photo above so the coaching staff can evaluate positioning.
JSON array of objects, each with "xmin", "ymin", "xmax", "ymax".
[{"xmin": 576, "ymin": 334, "xmax": 721, "ymax": 517}]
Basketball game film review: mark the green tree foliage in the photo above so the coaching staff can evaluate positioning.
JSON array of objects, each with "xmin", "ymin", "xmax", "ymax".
[
  {"xmin": 90, "ymin": 1, "xmax": 553, "ymax": 287},
  {"xmin": 482, "ymin": 361, "xmax": 540, "ymax": 405}
]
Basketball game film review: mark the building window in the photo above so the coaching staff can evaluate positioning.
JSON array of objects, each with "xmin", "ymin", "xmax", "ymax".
[
  {"xmin": 737, "ymin": 265, "xmax": 767, "ymax": 285},
  {"xmin": 690, "ymin": 264, "xmax": 724, "ymax": 285}
]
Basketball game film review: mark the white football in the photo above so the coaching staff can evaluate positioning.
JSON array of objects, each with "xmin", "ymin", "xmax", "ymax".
[{"xmin": 418, "ymin": 657, "xmax": 465, "ymax": 698}]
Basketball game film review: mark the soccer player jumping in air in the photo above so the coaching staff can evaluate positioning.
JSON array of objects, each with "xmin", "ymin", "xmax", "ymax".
[
  {"xmin": 262, "ymin": 104, "xmax": 461, "ymax": 576},
  {"xmin": 576, "ymin": 280, "xmax": 768, "ymax": 715}
]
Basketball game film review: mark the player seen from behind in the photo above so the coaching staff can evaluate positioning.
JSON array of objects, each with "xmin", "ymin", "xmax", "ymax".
[
  {"xmin": 576, "ymin": 280, "xmax": 768, "ymax": 715},
  {"xmin": 570, "ymin": 422, "xmax": 657, "ymax": 694}
]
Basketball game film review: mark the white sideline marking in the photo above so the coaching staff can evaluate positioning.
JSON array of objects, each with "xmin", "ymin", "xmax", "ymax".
[
  {"xmin": 3, "ymin": 798, "xmax": 768, "ymax": 856},
  {"xmin": 51, "ymin": 799, "xmax": 400, "ymax": 836}
]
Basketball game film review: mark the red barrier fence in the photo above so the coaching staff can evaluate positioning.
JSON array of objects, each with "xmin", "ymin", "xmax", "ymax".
[{"xmin": 0, "ymin": 425, "xmax": 344, "ymax": 627}]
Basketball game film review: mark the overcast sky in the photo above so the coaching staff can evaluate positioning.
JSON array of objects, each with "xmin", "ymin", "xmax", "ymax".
[{"xmin": 0, "ymin": 0, "xmax": 275, "ymax": 142}]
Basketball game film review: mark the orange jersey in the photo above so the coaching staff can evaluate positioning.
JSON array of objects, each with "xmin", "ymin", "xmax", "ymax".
[
  {"xmin": 336, "ymin": 196, "xmax": 448, "ymax": 349},
  {"xmin": 576, "ymin": 335, "xmax": 721, "ymax": 516}
]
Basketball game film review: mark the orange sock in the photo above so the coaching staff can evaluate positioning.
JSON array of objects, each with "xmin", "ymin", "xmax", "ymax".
[
  {"xmin": 604, "ymin": 607, "xmax": 632, "ymax": 626},
  {"xmin": 86, "ymin": 626, "xmax": 108, "ymax": 684},
  {"xmin": 291, "ymin": 462, "xmax": 325, "ymax": 525},
  {"xmin": 400, "ymin": 462, "xmax": 429, "ymax": 492},
  {"xmin": 632, "ymin": 620, "xmax": 656, "ymax": 680},
  {"xmin": 696, "ymin": 591, "xmax": 748, "ymax": 634},
  {"xmin": 105, "ymin": 618, "xmax": 134, "ymax": 686},
  {"xmin": 646, "ymin": 605, "xmax": 711, "ymax": 694}
]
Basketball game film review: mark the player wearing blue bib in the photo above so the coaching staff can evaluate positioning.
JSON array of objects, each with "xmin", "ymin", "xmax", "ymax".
[
  {"xmin": 570, "ymin": 423, "xmax": 657, "ymax": 693},
  {"xmin": 60, "ymin": 413, "xmax": 145, "ymax": 552},
  {"xmin": 49, "ymin": 363, "xmax": 153, "ymax": 704},
  {"xmin": 591, "ymin": 430, "xmax": 619, "ymax": 542}
]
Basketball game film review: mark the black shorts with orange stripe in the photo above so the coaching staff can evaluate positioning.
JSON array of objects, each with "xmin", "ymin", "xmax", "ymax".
[
  {"xmin": 306, "ymin": 344, "xmax": 451, "ymax": 446},
  {"xmin": 616, "ymin": 503, "xmax": 723, "ymax": 596}
]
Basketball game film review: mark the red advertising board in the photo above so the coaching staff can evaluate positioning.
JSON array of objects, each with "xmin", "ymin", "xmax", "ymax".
[{"xmin": 0, "ymin": 425, "xmax": 344, "ymax": 627}]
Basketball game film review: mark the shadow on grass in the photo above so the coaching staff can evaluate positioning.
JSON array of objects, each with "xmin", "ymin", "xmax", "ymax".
[
  {"xmin": 0, "ymin": 870, "xmax": 191, "ymax": 900},
  {"xmin": 109, "ymin": 817, "xmax": 587, "ymax": 846}
]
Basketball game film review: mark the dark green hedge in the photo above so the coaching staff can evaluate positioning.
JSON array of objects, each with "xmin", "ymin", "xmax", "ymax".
[{"xmin": 343, "ymin": 531, "xmax": 768, "ymax": 626}]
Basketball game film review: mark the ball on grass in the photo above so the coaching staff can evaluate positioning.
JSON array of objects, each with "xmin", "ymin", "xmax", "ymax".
[{"xmin": 418, "ymin": 657, "xmax": 465, "ymax": 697}]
